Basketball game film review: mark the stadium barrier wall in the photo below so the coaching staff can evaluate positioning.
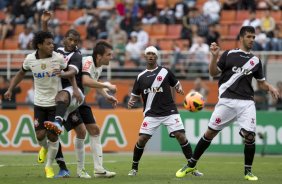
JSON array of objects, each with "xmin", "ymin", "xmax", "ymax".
[{"xmin": 0, "ymin": 109, "xmax": 281, "ymax": 154}]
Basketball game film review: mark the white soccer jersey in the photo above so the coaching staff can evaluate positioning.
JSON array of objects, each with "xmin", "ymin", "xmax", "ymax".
[
  {"xmin": 23, "ymin": 51, "xmax": 67, "ymax": 107},
  {"xmin": 82, "ymin": 56, "xmax": 103, "ymax": 81}
]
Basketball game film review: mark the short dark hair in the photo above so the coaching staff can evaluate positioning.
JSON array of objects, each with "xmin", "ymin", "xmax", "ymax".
[
  {"xmin": 239, "ymin": 26, "xmax": 255, "ymax": 37},
  {"xmin": 65, "ymin": 29, "xmax": 81, "ymax": 40},
  {"xmin": 92, "ymin": 40, "xmax": 113, "ymax": 59},
  {"xmin": 32, "ymin": 31, "xmax": 53, "ymax": 50}
]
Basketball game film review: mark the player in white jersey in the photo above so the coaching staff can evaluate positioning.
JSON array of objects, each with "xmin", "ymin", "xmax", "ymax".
[
  {"xmin": 127, "ymin": 46, "xmax": 202, "ymax": 177},
  {"xmin": 4, "ymin": 31, "xmax": 80, "ymax": 178},
  {"xmin": 176, "ymin": 26, "xmax": 280, "ymax": 181},
  {"xmin": 63, "ymin": 41, "xmax": 117, "ymax": 178}
]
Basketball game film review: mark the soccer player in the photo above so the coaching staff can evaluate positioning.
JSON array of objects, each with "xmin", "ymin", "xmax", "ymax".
[
  {"xmin": 62, "ymin": 40, "xmax": 118, "ymax": 178},
  {"xmin": 4, "ymin": 31, "xmax": 78, "ymax": 178},
  {"xmin": 127, "ymin": 46, "xmax": 203, "ymax": 176},
  {"xmin": 41, "ymin": 11, "xmax": 117, "ymax": 178},
  {"xmin": 175, "ymin": 26, "xmax": 280, "ymax": 181}
]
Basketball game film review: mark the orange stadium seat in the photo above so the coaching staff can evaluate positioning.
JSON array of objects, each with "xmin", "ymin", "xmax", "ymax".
[
  {"xmin": 219, "ymin": 39, "xmax": 238, "ymax": 50},
  {"xmin": 159, "ymin": 39, "xmax": 173, "ymax": 50},
  {"xmin": 142, "ymin": 24, "xmax": 152, "ymax": 34},
  {"xmin": 3, "ymin": 39, "xmax": 18, "ymax": 50},
  {"xmin": 218, "ymin": 24, "xmax": 229, "ymax": 38},
  {"xmin": 166, "ymin": 24, "xmax": 181, "ymax": 39},
  {"xmin": 155, "ymin": 0, "xmax": 167, "ymax": 9},
  {"xmin": 235, "ymin": 10, "xmax": 249, "ymax": 23},
  {"xmin": 55, "ymin": 10, "xmax": 68, "ymax": 22},
  {"xmin": 220, "ymin": 10, "xmax": 236, "ymax": 25},
  {"xmin": 229, "ymin": 24, "xmax": 241, "ymax": 39},
  {"xmin": 68, "ymin": 9, "xmax": 84, "ymax": 21},
  {"xmin": 150, "ymin": 24, "xmax": 167, "ymax": 39},
  {"xmin": 0, "ymin": 11, "xmax": 5, "ymax": 20},
  {"xmin": 15, "ymin": 25, "xmax": 25, "ymax": 36},
  {"xmin": 59, "ymin": 24, "xmax": 71, "ymax": 35},
  {"xmin": 75, "ymin": 25, "xmax": 87, "ymax": 39},
  {"xmin": 0, "ymin": 40, "xmax": 4, "ymax": 50},
  {"xmin": 271, "ymin": 11, "xmax": 282, "ymax": 22}
]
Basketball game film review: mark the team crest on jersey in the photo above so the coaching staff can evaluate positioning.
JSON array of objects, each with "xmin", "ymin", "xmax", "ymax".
[
  {"xmin": 157, "ymin": 76, "xmax": 162, "ymax": 81},
  {"xmin": 41, "ymin": 64, "xmax": 46, "ymax": 70}
]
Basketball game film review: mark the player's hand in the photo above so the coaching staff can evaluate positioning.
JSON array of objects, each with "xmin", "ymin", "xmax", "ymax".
[
  {"xmin": 107, "ymin": 83, "xmax": 117, "ymax": 93},
  {"xmin": 73, "ymin": 89, "xmax": 83, "ymax": 104},
  {"xmin": 52, "ymin": 69, "xmax": 62, "ymax": 77},
  {"xmin": 210, "ymin": 42, "xmax": 220, "ymax": 57},
  {"xmin": 128, "ymin": 100, "xmax": 135, "ymax": 109},
  {"xmin": 4, "ymin": 90, "xmax": 12, "ymax": 101},
  {"xmin": 175, "ymin": 84, "xmax": 184, "ymax": 95},
  {"xmin": 269, "ymin": 86, "xmax": 280, "ymax": 100},
  {"xmin": 106, "ymin": 95, "xmax": 118, "ymax": 108},
  {"xmin": 41, "ymin": 10, "xmax": 52, "ymax": 22}
]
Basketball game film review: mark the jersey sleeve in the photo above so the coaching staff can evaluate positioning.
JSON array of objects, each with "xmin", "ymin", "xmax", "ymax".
[
  {"xmin": 253, "ymin": 59, "xmax": 265, "ymax": 81},
  {"xmin": 217, "ymin": 50, "xmax": 228, "ymax": 72},
  {"xmin": 22, "ymin": 57, "xmax": 30, "ymax": 71},
  {"xmin": 82, "ymin": 57, "xmax": 93, "ymax": 75},
  {"xmin": 167, "ymin": 68, "xmax": 178, "ymax": 87},
  {"xmin": 68, "ymin": 53, "xmax": 82, "ymax": 74},
  {"xmin": 131, "ymin": 77, "xmax": 141, "ymax": 96}
]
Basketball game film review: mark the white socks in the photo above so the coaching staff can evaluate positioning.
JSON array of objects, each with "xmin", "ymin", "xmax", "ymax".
[
  {"xmin": 75, "ymin": 137, "xmax": 85, "ymax": 172},
  {"xmin": 38, "ymin": 136, "xmax": 48, "ymax": 149},
  {"xmin": 90, "ymin": 135, "xmax": 104, "ymax": 172},
  {"xmin": 45, "ymin": 140, "xmax": 59, "ymax": 167}
]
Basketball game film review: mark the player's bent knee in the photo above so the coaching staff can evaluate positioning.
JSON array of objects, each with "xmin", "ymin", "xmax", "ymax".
[
  {"xmin": 75, "ymin": 124, "xmax": 87, "ymax": 139},
  {"xmin": 239, "ymin": 128, "xmax": 256, "ymax": 144},
  {"xmin": 46, "ymin": 131, "xmax": 59, "ymax": 142},
  {"xmin": 55, "ymin": 91, "xmax": 70, "ymax": 104}
]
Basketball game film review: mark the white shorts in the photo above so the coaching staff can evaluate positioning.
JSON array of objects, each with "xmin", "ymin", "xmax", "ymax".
[
  {"xmin": 61, "ymin": 86, "xmax": 85, "ymax": 120},
  {"xmin": 208, "ymin": 98, "xmax": 256, "ymax": 132},
  {"xmin": 139, "ymin": 114, "xmax": 185, "ymax": 136}
]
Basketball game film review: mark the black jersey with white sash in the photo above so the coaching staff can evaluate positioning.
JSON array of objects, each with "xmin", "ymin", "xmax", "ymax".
[
  {"xmin": 217, "ymin": 49, "xmax": 265, "ymax": 100},
  {"xmin": 132, "ymin": 66, "xmax": 179, "ymax": 117},
  {"xmin": 57, "ymin": 47, "xmax": 83, "ymax": 92}
]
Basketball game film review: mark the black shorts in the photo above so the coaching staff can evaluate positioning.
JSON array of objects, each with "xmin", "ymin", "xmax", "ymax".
[
  {"xmin": 34, "ymin": 105, "xmax": 56, "ymax": 131},
  {"xmin": 64, "ymin": 103, "xmax": 96, "ymax": 132}
]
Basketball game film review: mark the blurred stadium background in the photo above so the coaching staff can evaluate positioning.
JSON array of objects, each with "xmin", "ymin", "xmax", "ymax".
[{"xmin": 0, "ymin": 0, "xmax": 282, "ymax": 182}]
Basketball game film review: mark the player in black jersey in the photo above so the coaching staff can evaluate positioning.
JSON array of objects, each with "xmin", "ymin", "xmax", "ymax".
[
  {"xmin": 176, "ymin": 26, "xmax": 280, "ymax": 181},
  {"xmin": 127, "ymin": 46, "xmax": 203, "ymax": 176}
]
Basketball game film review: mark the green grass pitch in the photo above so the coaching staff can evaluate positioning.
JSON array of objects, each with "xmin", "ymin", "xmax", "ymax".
[{"xmin": 0, "ymin": 153, "xmax": 281, "ymax": 184}]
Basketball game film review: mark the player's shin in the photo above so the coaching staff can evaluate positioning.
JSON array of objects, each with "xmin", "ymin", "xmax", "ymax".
[
  {"xmin": 89, "ymin": 135, "xmax": 104, "ymax": 171},
  {"xmin": 131, "ymin": 143, "xmax": 145, "ymax": 170},
  {"xmin": 46, "ymin": 140, "xmax": 59, "ymax": 167},
  {"xmin": 75, "ymin": 137, "xmax": 85, "ymax": 172},
  {"xmin": 180, "ymin": 140, "xmax": 192, "ymax": 160}
]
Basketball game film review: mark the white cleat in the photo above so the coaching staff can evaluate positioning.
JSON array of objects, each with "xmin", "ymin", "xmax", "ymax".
[
  {"xmin": 94, "ymin": 170, "xmax": 116, "ymax": 178},
  {"xmin": 128, "ymin": 169, "xmax": 138, "ymax": 176},
  {"xmin": 77, "ymin": 169, "xmax": 91, "ymax": 179}
]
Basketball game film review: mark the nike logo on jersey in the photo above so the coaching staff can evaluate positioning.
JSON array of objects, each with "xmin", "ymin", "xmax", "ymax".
[
  {"xmin": 147, "ymin": 74, "xmax": 156, "ymax": 77},
  {"xmin": 240, "ymin": 55, "xmax": 250, "ymax": 58}
]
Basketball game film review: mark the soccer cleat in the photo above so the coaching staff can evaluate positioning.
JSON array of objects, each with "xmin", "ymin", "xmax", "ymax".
[
  {"xmin": 44, "ymin": 121, "xmax": 63, "ymax": 135},
  {"xmin": 128, "ymin": 169, "xmax": 138, "ymax": 176},
  {"xmin": 94, "ymin": 170, "xmax": 116, "ymax": 178},
  {"xmin": 191, "ymin": 169, "xmax": 204, "ymax": 176},
  {"xmin": 244, "ymin": 172, "xmax": 258, "ymax": 181},
  {"xmin": 176, "ymin": 165, "xmax": 196, "ymax": 178},
  {"xmin": 77, "ymin": 169, "xmax": 91, "ymax": 179},
  {"xmin": 54, "ymin": 169, "xmax": 70, "ymax": 178},
  {"xmin": 45, "ymin": 166, "xmax": 55, "ymax": 178},
  {"xmin": 38, "ymin": 147, "xmax": 47, "ymax": 163}
]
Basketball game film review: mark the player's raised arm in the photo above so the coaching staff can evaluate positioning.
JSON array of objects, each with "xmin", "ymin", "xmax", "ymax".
[
  {"xmin": 82, "ymin": 74, "xmax": 117, "ymax": 92},
  {"xmin": 41, "ymin": 10, "xmax": 52, "ymax": 32},
  {"xmin": 209, "ymin": 42, "xmax": 221, "ymax": 77}
]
